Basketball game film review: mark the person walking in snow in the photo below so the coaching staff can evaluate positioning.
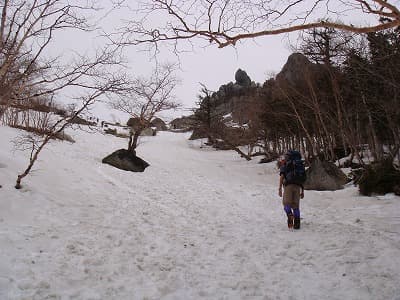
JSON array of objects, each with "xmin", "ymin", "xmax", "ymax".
[{"xmin": 278, "ymin": 151, "xmax": 306, "ymax": 230}]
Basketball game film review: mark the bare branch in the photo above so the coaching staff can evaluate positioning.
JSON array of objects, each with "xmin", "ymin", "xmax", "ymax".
[
  {"xmin": 0, "ymin": 0, "xmax": 101, "ymax": 116},
  {"xmin": 109, "ymin": 62, "xmax": 181, "ymax": 151},
  {"xmin": 113, "ymin": 0, "xmax": 400, "ymax": 50}
]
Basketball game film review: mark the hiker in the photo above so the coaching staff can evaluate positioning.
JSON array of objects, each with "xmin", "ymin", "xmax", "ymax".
[{"xmin": 278, "ymin": 151, "xmax": 306, "ymax": 230}]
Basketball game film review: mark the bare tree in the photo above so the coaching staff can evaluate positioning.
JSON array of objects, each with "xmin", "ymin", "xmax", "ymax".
[
  {"xmin": 112, "ymin": 0, "xmax": 400, "ymax": 50},
  {"xmin": 0, "ymin": 0, "xmax": 136, "ymax": 188},
  {"xmin": 0, "ymin": 0, "xmax": 100, "ymax": 118},
  {"xmin": 296, "ymin": 28, "xmax": 354, "ymax": 66},
  {"xmin": 110, "ymin": 62, "xmax": 181, "ymax": 153},
  {"xmin": 13, "ymin": 58, "xmax": 132, "ymax": 189}
]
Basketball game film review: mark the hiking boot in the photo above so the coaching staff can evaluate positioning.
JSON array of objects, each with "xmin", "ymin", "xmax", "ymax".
[
  {"xmin": 294, "ymin": 217, "xmax": 301, "ymax": 229},
  {"xmin": 287, "ymin": 214, "xmax": 294, "ymax": 229}
]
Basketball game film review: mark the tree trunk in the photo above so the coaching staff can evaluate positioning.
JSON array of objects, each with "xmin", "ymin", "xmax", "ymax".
[
  {"xmin": 128, "ymin": 128, "xmax": 142, "ymax": 154},
  {"xmin": 15, "ymin": 134, "xmax": 52, "ymax": 189}
]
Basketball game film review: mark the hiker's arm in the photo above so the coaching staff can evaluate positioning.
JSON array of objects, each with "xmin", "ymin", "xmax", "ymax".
[
  {"xmin": 300, "ymin": 185, "xmax": 304, "ymax": 199},
  {"xmin": 278, "ymin": 175, "xmax": 284, "ymax": 197}
]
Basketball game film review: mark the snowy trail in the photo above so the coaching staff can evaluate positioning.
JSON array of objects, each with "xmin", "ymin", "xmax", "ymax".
[{"xmin": 1, "ymin": 127, "xmax": 400, "ymax": 299}]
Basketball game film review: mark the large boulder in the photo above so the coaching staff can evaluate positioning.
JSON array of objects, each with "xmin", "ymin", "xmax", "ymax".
[
  {"xmin": 102, "ymin": 149, "xmax": 149, "ymax": 172},
  {"xmin": 235, "ymin": 69, "xmax": 251, "ymax": 87},
  {"xmin": 189, "ymin": 127, "xmax": 208, "ymax": 140},
  {"xmin": 170, "ymin": 115, "xmax": 197, "ymax": 131},
  {"xmin": 358, "ymin": 160, "xmax": 400, "ymax": 196},
  {"xmin": 150, "ymin": 117, "xmax": 167, "ymax": 131},
  {"xmin": 304, "ymin": 159, "xmax": 349, "ymax": 191}
]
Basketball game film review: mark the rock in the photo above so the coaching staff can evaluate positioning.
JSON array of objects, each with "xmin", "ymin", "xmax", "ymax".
[
  {"xmin": 68, "ymin": 115, "xmax": 96, "ymax": 126},
  {"xmin": 102, "ymin": 149, "xmax": 149, "ymax": 172},
  {"xmin": 304, "ymin": 159, "xmax": 349, "ymax": 191},
  {"xmin": 189, "ymin": 128, "xmax": 208, "ymax": 140},
  {"xmin": 358, "ymin": 160, "xmax": 400, "ymax": 196},
  {"xmin": 235, "ymin": 69, "xmax": 251, "ymax": 87},
  {"xmin": 259, "ymin": 157, "xmax": 276, "ymax": 164},
  {"xmin": 170, "ymin": 115, "xmax": 197, "ymax": 131},
  {"xmin": 150, "ymin": 118, "xmax": 167, "ymax": 131},
  {"xmin": 276, "ymin": 53, "xmax": 315, "ymax": 85}
]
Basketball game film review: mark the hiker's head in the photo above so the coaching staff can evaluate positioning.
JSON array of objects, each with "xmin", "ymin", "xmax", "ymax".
[{"xmin": 278, "ymin": 155, "xmax": 286, "ymax": 167}]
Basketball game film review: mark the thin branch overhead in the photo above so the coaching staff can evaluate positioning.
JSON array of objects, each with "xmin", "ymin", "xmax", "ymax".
[{"xmin": 114, "ymin": 0, "xmax": 400, "ymax": 50}]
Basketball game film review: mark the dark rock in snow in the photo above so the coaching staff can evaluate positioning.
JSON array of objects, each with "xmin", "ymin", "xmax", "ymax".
[
  {"xmin": 102, "ymin": 149, "xmax": 149, "ymax": 172},
  {"xmin": 170, "ymin": 115, "xmax": 197, "ymax": 131},
  {"xmin": 150, "ymin": 117, "xmax": 167, "ymax": 131},
  {"xmin": 358, "ymin": 160, "xmax": 400, "ymax": 196},
  {"xmin": 304, "ymin": 159, "xmax": 349, "ymax": 191}
]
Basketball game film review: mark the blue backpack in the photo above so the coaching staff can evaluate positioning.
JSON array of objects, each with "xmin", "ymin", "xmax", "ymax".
[{"xmin": 284, "ymin": 150, "xmax": 306, "ymax": 185}]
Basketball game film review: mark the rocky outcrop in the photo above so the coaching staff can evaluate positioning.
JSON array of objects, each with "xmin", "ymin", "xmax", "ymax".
[
  {"xmin": 276, "ymin": 53, "xmax": 316, "ymax": 85},
  {"xmin": 304, "ymin": 159, "xmax": 349, "ymax": 191},
  {"xmin": 235, "ymin": 69, "xmax": 252, "ymax": 87},
  {"xmin": 102, "ymin": 149, "xmax": 149, "ymax": 172},
  {"xmin": 182, "ymin": 69, "xmax": 257, "ymax": 125},
  {"xmin": 174, "ymin": 68, "xmax": 259, "ymax": 129},
  {"xmin": 182, "ymin": 56, "xmax": 327, "ymax": 139}
]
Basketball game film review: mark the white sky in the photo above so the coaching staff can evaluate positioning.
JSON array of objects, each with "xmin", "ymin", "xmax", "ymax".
[
  {"xmin": 127, "ymin": 36, "xmax": 292, "ymax": 120},
  {"xmin": 47, "ymin": 0, "xmax": 378, "ymax": 123},
  {"xmin": 47, "ymin": 1, "xmax": 293, "ymax": 123}
]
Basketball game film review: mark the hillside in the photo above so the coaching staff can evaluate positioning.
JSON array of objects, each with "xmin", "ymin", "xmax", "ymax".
[{"xmin": 0, "ymin": 125, "xmax": 399, "ymax": 299}]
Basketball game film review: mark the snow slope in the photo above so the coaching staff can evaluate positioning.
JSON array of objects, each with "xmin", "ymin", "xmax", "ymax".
[{"xmin": 0, "ymin": 125, "xmax": 399, "ymax": 300}]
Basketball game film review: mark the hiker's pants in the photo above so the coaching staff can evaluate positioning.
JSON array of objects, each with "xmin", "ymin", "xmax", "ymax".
[{"xmin": 282, "ymin": 184, "xmax": 301, "ymax": 209}]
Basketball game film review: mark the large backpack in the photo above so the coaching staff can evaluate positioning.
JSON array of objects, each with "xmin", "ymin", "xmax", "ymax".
[{"xmin": 284, "ymin": 150, "xmax": 306, "ymax": 185}]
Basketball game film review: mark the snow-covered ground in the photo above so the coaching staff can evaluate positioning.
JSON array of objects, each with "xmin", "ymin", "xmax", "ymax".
[{"xmin": 0, "ymin": 125, "xmax": 399, "ymax": 300}]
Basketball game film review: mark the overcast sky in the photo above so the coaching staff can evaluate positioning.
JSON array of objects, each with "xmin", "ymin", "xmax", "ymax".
[
  {"xmin": 137, "ymin": 36, "xmax": 293, "ymax": 120},
  {"xmin": 49, "ymin": 0, "xmax": 376, "ymax": 123},
  {"xmin": 46, "ymin": 1, "xmax": 295, "ymax": 123}
]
